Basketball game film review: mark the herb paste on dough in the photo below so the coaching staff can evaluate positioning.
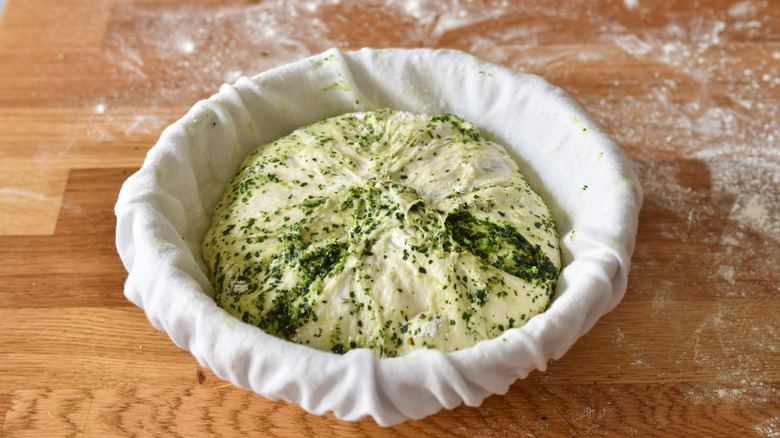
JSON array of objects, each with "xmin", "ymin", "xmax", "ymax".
[{"xmin": 202, "ymin": 109, "xmax": 561, "ymax": 357}]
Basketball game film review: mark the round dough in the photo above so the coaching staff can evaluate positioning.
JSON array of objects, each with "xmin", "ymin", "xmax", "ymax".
[{"xmin": 202, "ymin": 109, "xmax": 560, "ymax": 357}]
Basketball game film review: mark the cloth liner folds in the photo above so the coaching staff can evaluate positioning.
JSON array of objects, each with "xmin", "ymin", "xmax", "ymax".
[{"xmin": 115, "ymin": 48, "xmax": 643, "ymax": 426}]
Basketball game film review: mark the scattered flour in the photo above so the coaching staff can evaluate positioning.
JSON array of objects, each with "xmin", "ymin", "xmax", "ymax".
[
  {"xmin": 178, "ymin": 39, "xmax": 197, "ymax": 54},
  {"xmin": 404, "ymin": 0, "xmax": 425, "ymax": 19},
  {"xmin": 728, "ymin": 1, "xmax": 758, "ymax": 19},
  {"xmin": 755, "ymin": 418, "xmax": 780, "ymax": 438},
  {"xmin": 692, "ymin": 107, "xmax": 739, "ymax": 137},
  {"xmin": 717, "ymin": 265, "xmax": 736, "ymax": 286},
  {"xmin": 729, "ymin": 194, "xmax": 780, "ymax": 242}
]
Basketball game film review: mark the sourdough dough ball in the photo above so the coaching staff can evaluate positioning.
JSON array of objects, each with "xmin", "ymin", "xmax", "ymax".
[{"xmin": 202, "ymin": 109, "xmax": 560, "ymax": 357}]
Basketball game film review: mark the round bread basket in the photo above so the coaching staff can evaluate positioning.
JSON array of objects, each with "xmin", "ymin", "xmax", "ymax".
[{"xmin": 115, "ymin": 48, "xmax": 642, "ymax": 426}]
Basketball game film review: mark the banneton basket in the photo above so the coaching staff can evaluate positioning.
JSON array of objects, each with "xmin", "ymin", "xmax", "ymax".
[{"xmin": 115, "ymin": 48, "xmax": 642, "ymax": 426}]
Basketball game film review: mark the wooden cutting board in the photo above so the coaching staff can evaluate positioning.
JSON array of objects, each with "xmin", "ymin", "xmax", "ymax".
[{"xmin": 2, "ymin": 0, "xmax": 779, "ymax": 435}]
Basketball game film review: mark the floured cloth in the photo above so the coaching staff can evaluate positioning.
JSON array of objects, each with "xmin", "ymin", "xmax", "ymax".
[{"xmin": 115, "ymin": 48, "xmax": 642, "ymax": 426}]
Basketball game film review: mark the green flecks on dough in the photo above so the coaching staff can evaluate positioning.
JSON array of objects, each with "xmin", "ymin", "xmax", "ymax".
[
  {"xmin": 202, "ymin": 109, "xmax": 561, "ymax": 358},
  {"xmin": 445, "ymin": 211, "xmax": 558, "ymax": 286}
]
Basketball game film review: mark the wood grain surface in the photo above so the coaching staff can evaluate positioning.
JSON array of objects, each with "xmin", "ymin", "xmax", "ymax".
[{"xmin": 1, "ymin": 0, "xmax": 779, "ymax": 436}]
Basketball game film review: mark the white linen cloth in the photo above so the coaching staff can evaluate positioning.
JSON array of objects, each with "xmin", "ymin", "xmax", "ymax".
[{"xmin": 115, "ymin": 48, "xmax": 642, "ymax": 426}]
